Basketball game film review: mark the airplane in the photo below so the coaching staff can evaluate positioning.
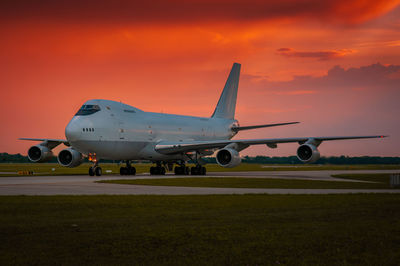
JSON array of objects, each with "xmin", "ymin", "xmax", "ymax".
[{"xmin": 20, "ymin": 63, "xmax": 386, "ymax": 176}]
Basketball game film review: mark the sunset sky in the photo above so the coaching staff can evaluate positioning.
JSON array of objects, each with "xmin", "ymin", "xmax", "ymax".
[{"xmin": 1, "ymin": 0, "xmax": 399, "ymax": 157}]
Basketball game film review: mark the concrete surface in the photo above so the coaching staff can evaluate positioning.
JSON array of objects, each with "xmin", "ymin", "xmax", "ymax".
[{"xmin": 0, "ymin": 170, "xmax": 399, "ymax": 195}]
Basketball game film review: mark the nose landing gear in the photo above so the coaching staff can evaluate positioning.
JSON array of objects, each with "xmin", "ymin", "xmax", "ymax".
[{"xmin": 88, "ymin": 153, "xmax": 102, "ymax": 176}]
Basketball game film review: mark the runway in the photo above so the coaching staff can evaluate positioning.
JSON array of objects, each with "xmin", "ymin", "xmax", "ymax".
[{"xmin": 1, "ymin": 170, "xmax": 399, "ymax": 195}]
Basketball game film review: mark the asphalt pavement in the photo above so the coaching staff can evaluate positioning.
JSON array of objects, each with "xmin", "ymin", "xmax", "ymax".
[{"xmin": 0, "ymin": 170, "xmax": 399, "ymax": 195}]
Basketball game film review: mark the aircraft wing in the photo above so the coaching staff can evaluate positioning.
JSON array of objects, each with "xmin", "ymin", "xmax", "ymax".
[
  {"xmin": 19, "ymin": 138, "xmax": 70, "ymax": 148},
  {"xmin": 155, "ymin": 135, "xmax": 386, "ymax": 155}
]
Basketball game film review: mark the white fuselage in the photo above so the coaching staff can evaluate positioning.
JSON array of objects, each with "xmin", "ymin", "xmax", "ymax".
[{"xmin": 65, "ymin": 99, "xmax": 238, "ymax": 161}]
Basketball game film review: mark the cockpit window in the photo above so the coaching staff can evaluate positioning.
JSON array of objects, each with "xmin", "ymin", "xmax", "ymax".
[{"xmin": 75, "ymin": 105, "xmax": 101, "ymax": 116}]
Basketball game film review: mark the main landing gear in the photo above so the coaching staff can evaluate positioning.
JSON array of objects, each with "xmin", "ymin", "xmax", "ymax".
[
  {"xmin": 174, "ymin": 165, "xmax": 205, "ymax": 175},
  {"xmin": 88, "ymin": 153, "xmax": 102, "ymax": 176},
  {"xmin": 149, "ymin": 154, "xmax": 207, "ymax": 176},
  {"xmin": 187, "ymin": 152, "xmax": 207, "ymax": 176},
  {"xmin": 190, "ymin": 165, "xmax": 206, "ymax": 175},
  {"xmin": 174, "ymin": 165, "xmax": 190, "ymax": 175},
  {"xmin": 120, "ymin": 161, "xmax": 136, "ymax": 175},
  {"xmin": 150, "ymin": 162, "xmax": 166, "ymax": 175}
]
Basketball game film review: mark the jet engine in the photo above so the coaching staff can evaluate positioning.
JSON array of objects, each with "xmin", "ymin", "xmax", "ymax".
[
  {"xmin": 27, "ymin": 145, "xmax": 53, "ymax": 163},
  {"xmin": 297, "ymin": 144, "xmax": 320, "ymax": 163},
  {"xmin": 216, "ymin": 148, "xmax": 241, "ymax": 168},
  {"xmin": 57, "ymin": 148, "xmax": 83, "ymax": 168}
]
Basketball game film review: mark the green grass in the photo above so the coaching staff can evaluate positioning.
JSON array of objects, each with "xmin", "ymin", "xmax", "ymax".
[
  {"xmin": 98, "ymin": 177, "xmax": 396, "ymax": 189},
  {"xmin": 204, "ymin": 163, "xmax": 400, "ymax": 172},
  {"xmin": 0, "ymin": 163, "xmax": 150, "ymax": 177},
  {"xmin": 1, "ymin": 163, "xmax": 400, "ymax": 177},
  {"xmin": 332, "ymin": 173, "xmax": 392, "ymax": 184},
  {"xmin": 0, "ymin": 195, "xmax": 399, "ymax": 265}
]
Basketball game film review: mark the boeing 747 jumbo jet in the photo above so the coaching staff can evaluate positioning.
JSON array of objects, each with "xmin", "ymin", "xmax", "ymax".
[{"xmin": 21, "ymin": 63, "xmax": 386, "ymax": 176}]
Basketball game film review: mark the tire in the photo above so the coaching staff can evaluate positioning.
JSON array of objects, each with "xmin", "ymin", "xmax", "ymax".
[
  {"xmin": 160, "ymin": 167, "xmax": 166, "ymax": 175},
  {"xmin": 201, "ymin": 167, "xmax": 206, "ymax": 175},
  {"xmin": 89, "ymin": 167, "xmax": 95, "ymax": 176},
  {"xmin": 120, "ymin": 167, "xmax": 127, "ymax": 175},
  {"xmin": 95, "ymin": 167, "xmax": 102, "ymax": 176},
  {"xmin": 129, "ymin": 167, "xmax": 136, "ymax": 175},
  {"xmin": 174, "ymin": 167, "xmax": 181, "ymax": 175},
  {"xmin": 191, "ymin": 167, "xmax": 197, "ymax": 175},
  {"xmin": 150, "ymin": 167, "xmax": 155, "ymax": 175},
  {"xmin": 185, "ymin": 167, "xmax": 190, "ymax": 175}
]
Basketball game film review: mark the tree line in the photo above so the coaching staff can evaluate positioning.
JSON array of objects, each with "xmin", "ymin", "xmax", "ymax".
[{"xmin": 1, "ymin": 152, "xmax": 399, "ymax": 164}]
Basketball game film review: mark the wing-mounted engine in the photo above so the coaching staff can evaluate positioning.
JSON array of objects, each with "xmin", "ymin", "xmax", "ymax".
[
  {"xmin": 297, "ymin": 138, "xmax": 321, "ymax": 163},
  {"xmin": 24, "ymin": 139, "xmax": 67, "ymax": 163},
  {"xmin": 216, "ymin": 143, "xmax": 241, "ymax": 168},
  {"xmin": 57, "ymin": 148, "xmax": 83, "ymax": 168},
  {"xmin": 27, "ymin": 145, "xmax": 53, "ymax": 162}
]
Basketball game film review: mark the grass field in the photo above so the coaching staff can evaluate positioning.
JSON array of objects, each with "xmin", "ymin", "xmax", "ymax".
[
  {"xmin": 332, "ymin": 173, "xmax": 393, "ymax": 184},
  {"xmin": 1, "ymin": 163, "xmax": 400, "ymax": 177},
  {"xmin": 0, "ymin": 194, "xmax": 399, "ymax": 265},
  {"xmin": 98, "ymin": 174, "xmax": 397, "ymax": 189}
]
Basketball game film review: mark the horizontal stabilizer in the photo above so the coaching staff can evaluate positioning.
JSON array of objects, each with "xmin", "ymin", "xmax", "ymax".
[{"xmin": 231, "ymin": 122, "xmax": 299, "ymax": 132}]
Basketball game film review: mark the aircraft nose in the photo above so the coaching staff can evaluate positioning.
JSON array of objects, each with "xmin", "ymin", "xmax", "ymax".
[{"xmin": 65, "ymin": 118, "xmax": 81, "ymax": 142}]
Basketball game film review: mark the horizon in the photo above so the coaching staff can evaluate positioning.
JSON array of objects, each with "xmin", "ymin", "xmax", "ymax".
[{"xmin": 1, "ymin": 0, "xmax": 399, "ymax": 157}]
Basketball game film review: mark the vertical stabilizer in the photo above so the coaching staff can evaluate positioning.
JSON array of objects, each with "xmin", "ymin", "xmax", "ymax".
[{"xmin": 211, "ymin": 63, "xmax": 241, "ymax": 119}]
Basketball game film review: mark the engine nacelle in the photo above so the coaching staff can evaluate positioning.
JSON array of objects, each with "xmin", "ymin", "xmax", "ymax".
[
  {"xmin": 216, "ymin": 148, "xmax": 241, "ymax": 168},
  {"xmin": 57, "ymin": 148, "xmax": 83, "ymax": 168},
  {"xmin": 297, "ymin": 144, "xmax": 320, "ymax": 163},
  {"xmin": 27, "ymin": 145, "xmax": 53, "ymax": 163}
]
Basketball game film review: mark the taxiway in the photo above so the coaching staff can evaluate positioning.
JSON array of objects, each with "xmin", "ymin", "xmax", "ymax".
[{"xmin": 0, "ymin": 170, "xmax": 399, "ymax": 195}]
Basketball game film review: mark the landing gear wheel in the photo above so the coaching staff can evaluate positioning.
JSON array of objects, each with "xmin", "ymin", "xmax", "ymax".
[
  {"xmin": 89, "ymin": 167, "xmax": 95, "ymax": 176},
  {"xmin": 174, "ymin": 166, "xmax": 189, "ymax": 175},
  {"xmin": 174, "ymin": 167, "xmax": 181, "ymax": 175},
  {"xmin": 201, "ymin": 166, "xmax": 206, "ymax": 175},
  {"xmin": 191, "ymin": 166, "xmax": 206, "ymax": 175},
  {"xmin": 129, "ymin": 167, "xmax": 136, "ymax": 175},
  {"xmin": 120, "ymin": 167, "xmax": 127, "ymax": 175},
  {"xmin": 120, "ymin": 166, "xmax": 136, "ymax": 175},
  {"xmin": 150, "ymin": 166, "xmax": 165, "ymax": 175},
  {"xmin": 190, "ymin": 167, "xmax": 197, "ymax": 175},
  {"xmin": 95, "ymin": 167, "xmax": 102, "ymax": 176}
]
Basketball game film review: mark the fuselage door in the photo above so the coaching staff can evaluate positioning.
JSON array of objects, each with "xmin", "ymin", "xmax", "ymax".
[
  {"xmin": 206, "ymin": 126, "xmax": 215, "ymax": 138},
  {"xmin": 119, "ymin": 122, "xmax": 125, "ymax": 140}
]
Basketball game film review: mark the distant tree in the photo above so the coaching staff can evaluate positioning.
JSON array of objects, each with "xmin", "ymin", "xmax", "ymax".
[{"xmin": 0, "ymin": 152, "xmax": 399, "ymax": 164}]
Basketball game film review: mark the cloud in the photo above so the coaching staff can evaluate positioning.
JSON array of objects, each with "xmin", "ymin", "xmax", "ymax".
[
  {"xmin": 276, "ymin": 48, "xmax": 356, "ymax": 61},
  {"xmin": 0, "ymin": 0, "xmax": 398, "ymax": 25},
  {"xmin": 252, "ymin": 63, "xmax": 400, "ymax": 95}
]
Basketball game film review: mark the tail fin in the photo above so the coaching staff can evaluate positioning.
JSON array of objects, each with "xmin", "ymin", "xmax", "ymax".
[{"xmin": 211, "ymin": 63, "xmax": 241, "ymax": 119}]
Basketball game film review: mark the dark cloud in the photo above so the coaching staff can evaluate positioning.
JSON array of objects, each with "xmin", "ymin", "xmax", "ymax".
[
  {"xmin": 0, "ymin": 0, "xmax": 398, "ymax": 25},
  {"xmin": 276, "ymin": 48, "xmax": 355, "ymax": 61},
  {"xmin": 258, "ymin": 63, "xmax": 400, "ymax": 92}
]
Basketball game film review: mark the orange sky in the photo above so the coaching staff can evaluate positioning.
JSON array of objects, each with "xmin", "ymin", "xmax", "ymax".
[{"xmin": 0, "ymin": 0, "xmax": 399, "ymax": 156}]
